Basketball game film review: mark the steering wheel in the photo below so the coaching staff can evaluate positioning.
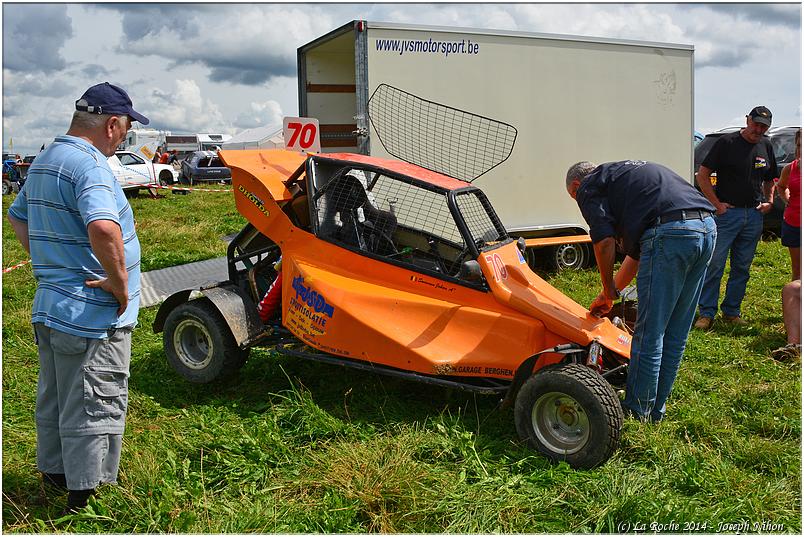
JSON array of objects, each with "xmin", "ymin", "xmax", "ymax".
[{"xmin": 449, "ymin": 239, "xmax": 485, "ymax": 276}]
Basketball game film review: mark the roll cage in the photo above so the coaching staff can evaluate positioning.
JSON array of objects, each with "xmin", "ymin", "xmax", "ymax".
[{"xmin": 299, "ymin": 155, "xmax": 510, "ymax": 287}]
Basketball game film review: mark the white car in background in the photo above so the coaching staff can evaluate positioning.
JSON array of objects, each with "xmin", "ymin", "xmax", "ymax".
[{"xmin": 109, "ymin": 151, "xmax": 180, "ymax": 194}]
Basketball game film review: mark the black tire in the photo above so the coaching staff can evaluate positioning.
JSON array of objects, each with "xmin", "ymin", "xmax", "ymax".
[
  {"xmin": 163, "ymin": 299, "xmax": 249, "ymax": 383},
  {"xmin": 158, "ymin": 170, "xmax": 173, "ymax": 187},
  {"xmin": 551, "ymin": 243, "xmax": 590, "ymax": 271},
  {"xmin": 515, "ymin": 363, "xmax": 623, "ymax": 469},
  {"xmin": 2, "ymin": 179, "xmax": 11, "ymax": 195}
]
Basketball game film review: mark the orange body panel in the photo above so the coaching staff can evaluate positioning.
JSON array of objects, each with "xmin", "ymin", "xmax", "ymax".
[{"xmin": 220, "ymin": 149, "xmax": 631, "ymax": 380}]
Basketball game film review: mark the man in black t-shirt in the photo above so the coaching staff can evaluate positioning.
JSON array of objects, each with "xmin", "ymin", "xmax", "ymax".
[
  {"xmin": 694, "ymin": 106, "xmax": 778, "ymax": 329},
  {"xmin": 566, "ymin": 160, "xmax": 716, "ymax": 422}
]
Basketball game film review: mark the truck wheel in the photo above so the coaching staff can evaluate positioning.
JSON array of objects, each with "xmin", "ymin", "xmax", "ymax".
[
  {"xmin": 2, "ymin": 179, "xmax": 11, "ymax": 195},
  {"xmin": 514, "ymin": 363, "xmax": 623, "ymax": 469},
  {"xmin": 163, "ymin": 299, "xmax": 249, "ymax": 383},
  {"xmin": 552, "ymin": 243, "xmax": 590, "ymax": 271}
]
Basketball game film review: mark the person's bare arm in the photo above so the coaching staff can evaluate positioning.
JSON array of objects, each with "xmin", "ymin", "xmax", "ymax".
[
  {"xmin": 7, "ymin": 214, "xmax": 30, "ymax": 254},
  {"xmin": 758, "ymin": 178, "xmax": 775, "ymax": 214},
  {"xmin": 696, "ymin": 165, "xmax": 731, "ymax": 215},
  {"xmin": 589, "ymin": 237, "xmax": 618, "ymax": 316},
  {"xmin": 85, "ymin": 219, "xmax": 128, "ymax": 316},
  {"xmin": 614, "ymin": 255, "xmax": 639, "ymax": 291},
  {"xmin": 776, "ymin": 163, "xmax": 792, "ymax": 205}
]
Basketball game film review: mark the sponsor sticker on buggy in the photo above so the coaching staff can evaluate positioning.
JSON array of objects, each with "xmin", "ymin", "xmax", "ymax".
[
  {"xmin": 516, "ymin": 248, "xmax": 526, "ymax": 264},
  {"xmin": 409, "ymin": 274, "xmax": 456, "ymax": 292},
  {"xmin": 617, "ymin": 334, "xmax": 631, "ymax": 346},
  {"xmin": 238, "ymin": 185, "xmax": 270, "ymax": 217},
  {"xmin": 286, "ymin": 275, "xmax": 335, "ymax": 339}
]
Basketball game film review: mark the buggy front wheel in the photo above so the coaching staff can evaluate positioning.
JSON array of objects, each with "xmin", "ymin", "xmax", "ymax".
[
  {"xmin": 514, "ymin": 363, "xmax": 623, "ymax": 469},
  {"xmin": 163, "ymin": 299, "xmax": 249, "ymax": 383}
]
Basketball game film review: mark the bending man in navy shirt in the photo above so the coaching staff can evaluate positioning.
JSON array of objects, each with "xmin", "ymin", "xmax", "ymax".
[{"xmin": 566, "ymin": 160, "xmax": 716, "ymax": 421}]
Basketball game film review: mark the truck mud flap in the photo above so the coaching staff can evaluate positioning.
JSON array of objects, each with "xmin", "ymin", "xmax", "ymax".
[{"xmin": 152, "ymin": 285, "xmax": 264, "ymax": 348}]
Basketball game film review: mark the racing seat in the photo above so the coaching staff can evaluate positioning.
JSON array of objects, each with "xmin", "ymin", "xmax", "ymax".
[
  {"xmin": 318, "ymin": 172, "xmax": 371, "ymax": 250},
  {"xmin": 361, "ymin": 202, "xmax": 397, "ymax": 256},
  {"xmin": 317, "ymin": 171, "xmax": 398, "ymax": 255}
]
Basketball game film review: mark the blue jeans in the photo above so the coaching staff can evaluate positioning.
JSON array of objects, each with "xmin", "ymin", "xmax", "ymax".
[
  {"xmin": 623, "ymin": 216, "xmax": 716, "ymax": 421},
  {"xmin": 697, "ymin": 208, "xmax": 763, "ymax": 318}
]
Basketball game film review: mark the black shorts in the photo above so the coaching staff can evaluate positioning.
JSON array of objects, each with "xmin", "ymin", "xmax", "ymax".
[{"xmin": 781, "ymin": 220, "xmax": 801, "ymax": 248}]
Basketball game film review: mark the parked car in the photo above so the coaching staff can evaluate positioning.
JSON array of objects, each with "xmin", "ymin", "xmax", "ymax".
[
  {"xmin": 693, "ymin": 126, "xmax": 794, "ymax": 234},
  {"xmin": 2, "ymin": 159, "xmax": 21, "ymax": 195},
  {"xmin": 179, "ymin": 150, "xmax": 232, "ymax": 184},
  {"xmin": 110, "ymin": 150, "xmax": 180, "ymax": 194}
]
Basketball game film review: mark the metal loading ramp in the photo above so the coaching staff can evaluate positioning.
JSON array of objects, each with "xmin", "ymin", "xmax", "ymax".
[{"xmin": 140, "ymin": 257, "xmax": 228, "ymax": 308}]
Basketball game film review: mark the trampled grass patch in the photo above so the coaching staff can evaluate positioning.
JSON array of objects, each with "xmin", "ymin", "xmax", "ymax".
[{"xmin": 2, "ymin": 192, "xmax": 800, "ymax": 532}]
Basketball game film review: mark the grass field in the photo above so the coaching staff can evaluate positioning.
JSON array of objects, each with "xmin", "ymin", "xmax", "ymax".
[{"xmin": 2, "ymin": 189, "xmax": 800, "ymax": 533}]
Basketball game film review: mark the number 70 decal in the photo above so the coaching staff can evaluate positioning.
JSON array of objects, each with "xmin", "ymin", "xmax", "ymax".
[
  {"xmin": 485, "ymin": 253, "xmax": 508, "ymax": 281},
  {"xmin": 283, "ymin": 117, "xmax": 321, "ymax": 153}
]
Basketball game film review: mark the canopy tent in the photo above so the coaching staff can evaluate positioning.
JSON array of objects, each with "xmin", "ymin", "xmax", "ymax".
[{"xmin": 221, "ymin": 125, "xmax": 284, "ymax": 150}]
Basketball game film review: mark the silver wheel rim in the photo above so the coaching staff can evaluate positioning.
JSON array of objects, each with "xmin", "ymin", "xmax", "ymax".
[
  {"xmin": 531, "ymin": 391, "xmax": 590, "ymax": 454},
  {"xmin": 555, "ymin": 244, "xmax": 582, "ymax": 269},
  {"xmin": 173, "ymin": 318, "xmax": 214, "ymax": 370}
]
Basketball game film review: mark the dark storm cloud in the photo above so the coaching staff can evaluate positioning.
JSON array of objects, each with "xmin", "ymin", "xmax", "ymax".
[
  {"xmin": 706, "ymin": 4, "xmax": 800, "ymax": 28},
  {"xmin": 26, "ymin": 115, "xmax": 66, "ymax": 130},
  {"xmin": 696, "ymin": 47, "xmax": 754, "ymax": 69},
  {"xmin": 14, "ymin": 77, "xmax": 75, "ymax": 99},
  {"xmin": 82, "ymin": 64, "xmax": 113, "ymax": 79},
  {"xmin": 92, "ymin": 4, "xmax": 208, "ymax": 41},
  {"xmin": 95, "ymin": 4, "xmax": 316, "ymax": 86},
  {"xmin": 206, "ymin": 56, "xmax": 296, "ymax": 85},
  {"xmin": 2, "ymin": 4, "xmax": 73, "ymax": 73}
]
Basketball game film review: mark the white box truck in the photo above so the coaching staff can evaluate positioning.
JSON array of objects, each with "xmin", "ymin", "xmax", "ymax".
[{"xmin": 297, "ymin": 20, "xmax": 694, "ymax": 269}]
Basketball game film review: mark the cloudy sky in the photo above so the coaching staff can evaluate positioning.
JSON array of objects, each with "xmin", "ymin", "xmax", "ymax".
[{"xmin": 2, "ymin": 2, "xmax": 801, "ymax": 157}]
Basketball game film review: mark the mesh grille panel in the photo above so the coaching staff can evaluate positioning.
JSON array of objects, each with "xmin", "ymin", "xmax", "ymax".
[
  {"xmin": 456, "ymin": 191, "xmax": 506, "ymax": 244},
  {"xmin": 371, "ymin": 175, "xmax": 463, "ymax": 245},
  {"xmin": 367, "ymin": 84, "xmax": 517, "ymax": 183}
]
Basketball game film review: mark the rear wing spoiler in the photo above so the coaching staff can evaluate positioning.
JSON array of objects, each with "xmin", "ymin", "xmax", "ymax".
[{"xmin": 219, "ymin": 149, "xmax": 307, "ymax": 202}]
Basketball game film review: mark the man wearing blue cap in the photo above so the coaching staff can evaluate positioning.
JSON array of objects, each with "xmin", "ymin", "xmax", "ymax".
[{"xmin": 7, "ymin": 82, "xmax": 149, "ymax": 514}]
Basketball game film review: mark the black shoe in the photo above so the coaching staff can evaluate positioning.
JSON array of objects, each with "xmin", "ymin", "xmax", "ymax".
[
  {"xmin": 42, "ymin": 472, "xmax": 67, "ymax": 490},
  {"xmin": 62, "ymin": 488, "xmax": 95, "ymax": 514}
]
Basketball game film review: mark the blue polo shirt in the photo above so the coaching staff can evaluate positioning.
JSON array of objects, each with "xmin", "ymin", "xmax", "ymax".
[{"xmin": 8, "ymin": 135, "xmax": 141, "ymax": 338}]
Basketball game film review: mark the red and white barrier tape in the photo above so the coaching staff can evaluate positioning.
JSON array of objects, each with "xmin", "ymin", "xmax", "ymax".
[
  {"xmin": 3, "ymin": 259, "xmax": 30, "ymax": 273},
  {"xmin": 142, "ymin": 182, "xmax": 233, "ymax": 193}
]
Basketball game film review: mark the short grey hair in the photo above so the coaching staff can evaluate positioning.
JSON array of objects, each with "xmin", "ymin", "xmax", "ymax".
[
  {"xmin": 69, "ymin": 110, "xmax": 127, "ymax": 131},
  {"xmin": 565, "ymin": 161, "xmax": 597, "ymax": 190}
]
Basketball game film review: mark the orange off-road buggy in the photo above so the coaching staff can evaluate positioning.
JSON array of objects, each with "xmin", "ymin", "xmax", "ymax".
[
  {"xmin": 154, "ymin": 86, "xmax": 634, "ymax": 468},
  {"xmin": 153, "ymin": 147, "xmax": 636, "ymax": 468}
]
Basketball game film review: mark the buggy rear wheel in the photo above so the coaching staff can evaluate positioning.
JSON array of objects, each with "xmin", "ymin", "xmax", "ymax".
[
  {"xmin": 2, "ymin": 179, "xmax": 11, "ymax": 195},
  {"xmin": 515, "ymin": 363, "xmax": 623, "ymax": 468},
  {"xmin": 163, "ymin": 299, "xmax": 249, "ymax": 383}
]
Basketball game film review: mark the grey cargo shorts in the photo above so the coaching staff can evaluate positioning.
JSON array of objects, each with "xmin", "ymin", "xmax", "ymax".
[{"xmin": 34, "ymin": 323, "xmax": 132, "ymax": 490}]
